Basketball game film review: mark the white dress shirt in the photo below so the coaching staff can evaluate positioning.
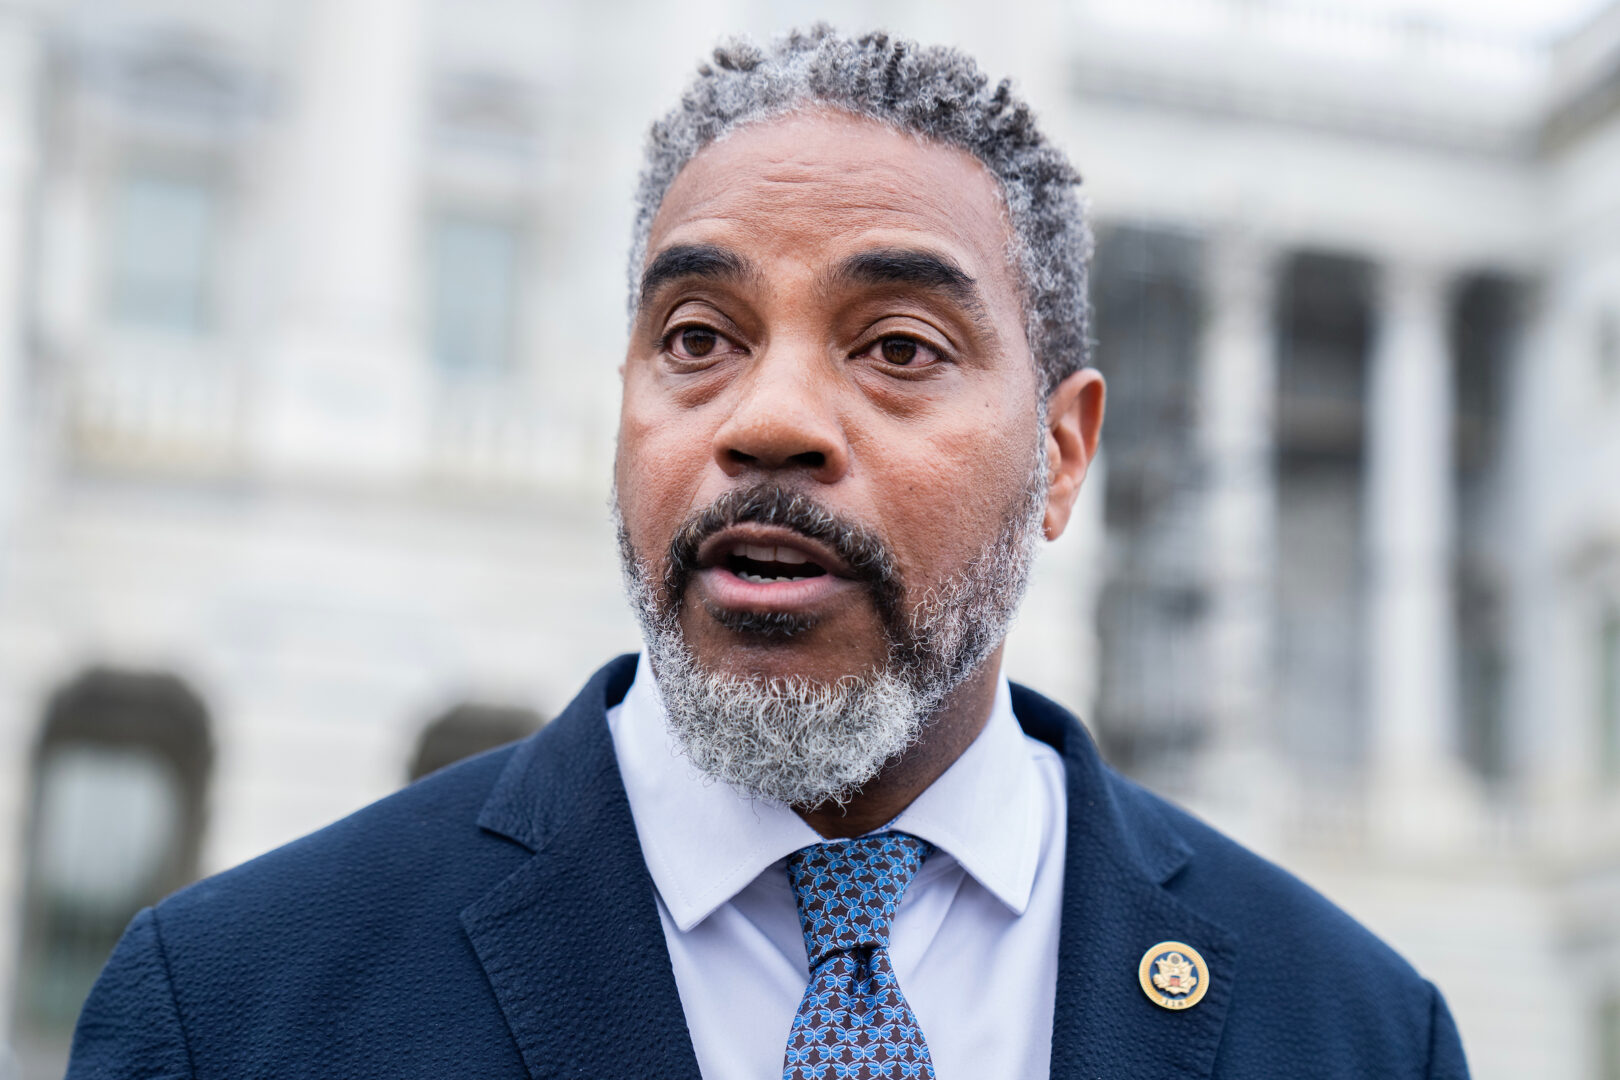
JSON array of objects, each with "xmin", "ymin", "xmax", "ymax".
[{"xmin": 606, "ymin": 653, "xmax": 1068, "ymax": 1080}]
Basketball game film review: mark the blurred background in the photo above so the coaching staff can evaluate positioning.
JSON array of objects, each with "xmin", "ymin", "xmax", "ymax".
[{"xmin": 0, "ymin": 0, "xmax": 1616, "ymax": 1075}]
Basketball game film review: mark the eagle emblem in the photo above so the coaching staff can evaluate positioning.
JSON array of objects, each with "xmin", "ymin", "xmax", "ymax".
[
  {"xmin": 1151, "ymin": 951, "xmax": 1198, "ymax": 996},
  {"xmin": 1139, "ymin": 940, "xmax": 1210, "ymax": 1009}
]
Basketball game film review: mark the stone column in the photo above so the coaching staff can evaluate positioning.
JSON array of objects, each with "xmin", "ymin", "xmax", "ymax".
[
  {"xmin": 1365, "ymin": 260, "xmax": 1474, "ymax": 851},
  {"xmin": 1502, "ymin": 283, "xmax": 1582, "ymax": 854},
  {"xmin": 251, "ymin": 0, "xmax": 429, "ymax": 480},
  {"xmin": 0, "ymin": 8, "xmax": 39, "ymax": 1039},
  {"xmin": 1194, "ymin": 230, "xmax": 1282, "ymax": 845}
]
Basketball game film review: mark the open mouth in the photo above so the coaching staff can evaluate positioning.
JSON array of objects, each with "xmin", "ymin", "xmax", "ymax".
[{"xmin": 723, "ymin": 543, "xmax": 830, "ymax": 585}]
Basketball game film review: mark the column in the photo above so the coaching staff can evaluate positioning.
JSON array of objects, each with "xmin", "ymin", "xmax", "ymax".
[
  {"xmin": 0, "ymin": 9, "xmax": 40, "ymax": 1039},
  {"xmin": 1194, "ymin": 229, "xmax": 1282, "ymax": 845},
  {"xmin": 1503, "ymin": 284, "xmax": 1583, "ymax": 853},
  {"xmin": 1365, "ymin": 260, "xmax": 1475, "ymax": 852},
  {"xmin": 252, "ymin": 0, "xmax": 429, "ymax": 480}
]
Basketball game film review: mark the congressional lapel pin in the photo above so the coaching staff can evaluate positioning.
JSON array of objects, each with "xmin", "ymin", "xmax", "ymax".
[{"xmin": 1138, "ymin": 941, "xmax": 1210, "ymax": 1010}]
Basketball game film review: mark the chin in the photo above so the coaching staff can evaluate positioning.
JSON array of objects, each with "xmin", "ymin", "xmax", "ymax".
[{"xmin": 695, "ymin": 635, "xmax": 888, "ymax": 688}]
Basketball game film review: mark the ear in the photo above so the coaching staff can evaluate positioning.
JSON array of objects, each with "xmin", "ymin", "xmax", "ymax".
[{"xmin": 1041, "ymin": 367, "xmax": 1106, "ymax": 541}]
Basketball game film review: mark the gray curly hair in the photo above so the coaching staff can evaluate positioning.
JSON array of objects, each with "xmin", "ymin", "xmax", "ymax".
[{"xmin": 628, "ymin": 25, "xmax": 1093, "ymax": 395}]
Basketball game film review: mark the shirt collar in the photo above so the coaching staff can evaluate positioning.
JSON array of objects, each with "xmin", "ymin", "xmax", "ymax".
[
  {"xmin": 607, "ymin": 653, "xmax": 1042, "ymax": 931},
  {"xmin": 886, "ymin": 673, "xmax": 1042, "ymax": 916}
]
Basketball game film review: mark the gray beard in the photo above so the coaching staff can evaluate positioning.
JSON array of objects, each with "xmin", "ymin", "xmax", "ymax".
[{"xmin": 615, "ymin": 436, "xmax": 1048, "ymax": 811}]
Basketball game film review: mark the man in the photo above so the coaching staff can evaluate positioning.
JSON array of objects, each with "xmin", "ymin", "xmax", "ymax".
[{"xmin": 69, "ymin": 27, "xmax": 1469, "ymax": 1080}]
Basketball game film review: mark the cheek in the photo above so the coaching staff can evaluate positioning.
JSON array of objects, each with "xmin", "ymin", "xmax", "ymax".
[
  {"xmin": 616, "ymin": 377, "xmax": 716, "ymax": 562},
  {"xmin": 861, "ymin": 414, "xmax": 1037, "ymax": 587}
]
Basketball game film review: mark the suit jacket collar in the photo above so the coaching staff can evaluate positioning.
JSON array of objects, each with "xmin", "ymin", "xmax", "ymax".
[
  {"xmin": 1013, "ymin": 682, "xmax": 1236, "ymax": 1079},
  {"xmin": 463, "ymin": 656, "xmax": 1234, "ymax": 1079},
  {"xmin": 461, "ymin": 654, "xmax": 701, "ymax": 1080}
]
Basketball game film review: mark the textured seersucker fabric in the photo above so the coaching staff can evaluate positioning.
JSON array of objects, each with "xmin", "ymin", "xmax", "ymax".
[{"xmin": 783, "ymin": 833, "xmax": 936, "ymax": 1080}]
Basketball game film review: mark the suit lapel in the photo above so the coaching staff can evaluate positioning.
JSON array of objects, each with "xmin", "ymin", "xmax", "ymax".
[
  {"xmin": 460, "ymin": 656, "xmax": 702, "ymax": 1080},
  {"xmin": 461, "ymin": 660, "xmax": 1234, "ymax": 1079},
  {"xmin": 1013, "ymin": 685, "xmax": 1237, "ymax": 1080}
]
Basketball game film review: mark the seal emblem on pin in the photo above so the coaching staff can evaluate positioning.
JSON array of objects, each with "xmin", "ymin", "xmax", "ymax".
[{"xmin": 1138, "ymin": 940, "xmax": 1210, "ymax": 1010}]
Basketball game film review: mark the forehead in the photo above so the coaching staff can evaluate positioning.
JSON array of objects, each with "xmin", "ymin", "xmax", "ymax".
[{"xmin": 644, "ymin": 110, "xmax": 1019, "ymax": 307}]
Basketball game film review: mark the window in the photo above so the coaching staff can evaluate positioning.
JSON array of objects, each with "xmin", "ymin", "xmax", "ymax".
[
  {"xmin": 1088, "ymin": 225, "xmax": 1209, "ymax": 780},
  {"xmin": 1456, "ymin": 572, "xmax": 1505, "ymax": 782},
  {"xmin": 105, "ymin": 168, "xmax": 221, "ymax": 335},
  {"xmin": 430, "ymin": 213, "xmax": 523, "ymax": 376},
  {"xmin": 1451, "ymin": 276, "xmax": 1519, "ymax": 783},
  {"xmin": 1601, "ymin": 606, "xmax": 1620, "ymax": 788},
  {"xmin": 14, "ymin": 670, "xmax": 211, "ymax": 1062},
  {"xmin": 26, "ymin": 747, "xmax": 181, "ymax": 1022},
  {"xmin": 1275, "ymin": 252, "xmax": 1373, "ymax": 775},
  {"xmin": 410, "ymin": 703, "xmax": 543, "ymax": 782}
]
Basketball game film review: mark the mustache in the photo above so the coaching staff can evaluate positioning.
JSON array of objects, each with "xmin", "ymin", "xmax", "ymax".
[{"xmin": 663, "ymin": 484, "xmax": 903, "ymax": 624}]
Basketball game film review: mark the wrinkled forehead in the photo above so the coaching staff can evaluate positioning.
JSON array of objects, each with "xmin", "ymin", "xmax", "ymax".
[{"xmin": 640, "ymin": 109, "xmax": 1025, "ymax": 320}]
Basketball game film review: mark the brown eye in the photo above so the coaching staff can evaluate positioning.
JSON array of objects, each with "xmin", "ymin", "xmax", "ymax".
[
  {"xmin": 857, "ymin": 334, "xmax": 944, "ymax": 371},
  {"xmin": 678, "ymin": 328, "xmax": 718, "ymax": 357},
  {"xmin": 880, "ymin": 338, "xmax": 919, "ymax": 366}
]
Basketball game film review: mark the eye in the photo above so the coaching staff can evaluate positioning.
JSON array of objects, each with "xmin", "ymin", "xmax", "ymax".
[
  {"xmin": 665, "ymin": 325, "xmax": 729, "ymax": 361},
  {"xmin": 861, "ymin": 335, "xmax": 943, "ymax": 370}
]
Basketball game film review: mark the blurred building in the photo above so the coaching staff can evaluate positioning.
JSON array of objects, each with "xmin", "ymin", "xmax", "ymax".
[{"xmin": 0, "ymin": 0, "xmax": 1616, "ymax": 1076}]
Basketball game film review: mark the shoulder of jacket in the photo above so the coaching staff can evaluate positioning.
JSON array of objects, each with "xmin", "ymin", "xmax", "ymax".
[
  {"xmin": 154, "ymin": 742, "xmax": 525, "ymax": 934},
  {"xmin": 1104, "ymin": 767, "xmax": 1433, "ymax": 998}
]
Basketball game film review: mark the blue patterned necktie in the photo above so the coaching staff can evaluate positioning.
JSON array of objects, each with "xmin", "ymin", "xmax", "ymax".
[{"xmin": 782, "ymin": 832, "xmax": 936, "ymax": 1080}]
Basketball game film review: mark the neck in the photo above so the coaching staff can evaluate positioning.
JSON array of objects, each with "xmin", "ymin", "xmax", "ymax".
[{"xmin": 794, "ymin": 645, "xmax": 1005, "ymax": 839}]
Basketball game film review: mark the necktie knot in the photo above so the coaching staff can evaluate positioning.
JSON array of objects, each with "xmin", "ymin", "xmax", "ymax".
[{"xmin": 786, "ymin": 832, "xmax": 932, "ymax": 969}]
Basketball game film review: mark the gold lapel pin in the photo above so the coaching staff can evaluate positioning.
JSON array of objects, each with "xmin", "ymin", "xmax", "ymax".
[{"xmin": 1138, "ymin": 940, "xmax": 1210, "ymax": 1010}]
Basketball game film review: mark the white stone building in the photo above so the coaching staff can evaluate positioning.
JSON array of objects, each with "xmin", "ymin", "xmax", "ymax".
[{"xmin": 0, "ymin": 0, "xmax": 1616, "ymax": 1076}]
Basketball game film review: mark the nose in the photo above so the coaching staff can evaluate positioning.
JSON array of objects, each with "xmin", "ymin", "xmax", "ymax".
[{"xmin": 712, "ymin": 349, "xmax": 849, "ymax": 484}]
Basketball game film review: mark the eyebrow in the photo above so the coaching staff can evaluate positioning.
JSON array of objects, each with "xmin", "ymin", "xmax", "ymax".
[
  {"xmin": 831, "ymin": 247, "xmax": 988, "ymax": 322},
  {"xmin": 637, "ymin": 243, "xmax": 753, "ymax": 313}
]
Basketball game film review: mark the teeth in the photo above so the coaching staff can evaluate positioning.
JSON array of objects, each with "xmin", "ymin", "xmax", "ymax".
[
  {"xmin": 730, "ymin": 542, "xmax": 812, "ymax": 565},
  {"xmin": 738, "ymin": 571, "xmax": 792, "ymax": 584}
]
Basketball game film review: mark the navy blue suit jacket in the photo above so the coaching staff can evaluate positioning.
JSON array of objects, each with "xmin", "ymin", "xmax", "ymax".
[{"xmin": 69, "ymin": 655, "xmax": 1469, "ymax": 1078}]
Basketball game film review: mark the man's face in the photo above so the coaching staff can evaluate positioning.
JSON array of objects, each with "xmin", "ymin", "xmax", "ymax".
[{"xmin": 616, "ymin": 109, "xmax": 1044, "ymax": 688}]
